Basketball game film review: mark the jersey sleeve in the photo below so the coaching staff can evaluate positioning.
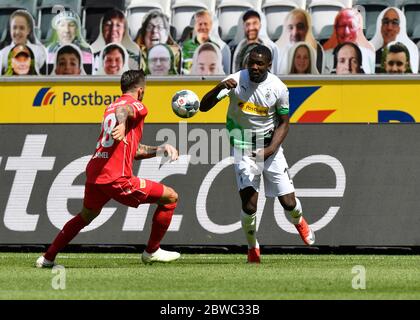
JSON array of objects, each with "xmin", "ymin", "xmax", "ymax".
[
  {"xmin": 221, "ymin": 72, "xmax": 241, "ymax": 98},
  {"xmin": 276, "ymin": 86, "xmax": 289, "ymax": 116},
  {"xmin": 130, "ymin": 101, "xmax": 144, "ymax": 120}
]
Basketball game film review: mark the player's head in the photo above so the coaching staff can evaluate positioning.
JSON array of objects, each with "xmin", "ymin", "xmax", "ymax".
[
  {"xmin": 247, "ymin": 44, "xmax": 272, "ymax": 82},
  {"xmin": 121, "ymin": 70, "xmax": 146, "ymax": 101}
]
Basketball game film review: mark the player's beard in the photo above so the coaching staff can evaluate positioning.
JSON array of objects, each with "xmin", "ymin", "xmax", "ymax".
[{"xmin": 249, "ymin": 70, "xmax": 268, "ymax": 83}]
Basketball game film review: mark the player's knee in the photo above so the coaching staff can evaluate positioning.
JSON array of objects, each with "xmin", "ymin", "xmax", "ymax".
[
  {"xmin": 80, "ymin": 207, "xmax": 101, "ymax": 224},
  {"xmin": 166, "ymin": 187, "xmax": 178, "ymax": 203},
  {"xmin": 242, "ymin": 203, "xmax": 257, "ymax": 215},
  {"xmin": 279, "ymin": 196, "xmax": 296, "ymax": 212}
]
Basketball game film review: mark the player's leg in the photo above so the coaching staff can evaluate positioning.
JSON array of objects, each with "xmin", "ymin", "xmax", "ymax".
[
  {"xmin": 107, "ymin": 176, "xmax": 180, "ymax": 263},
  {"xmin": 232, "ymin": 147, "xmax": 263, "ymax": 263},
  {"xmin": 278, "ymin": 193, "xmax": 315, "ymax": 245},
  {"xmin": 142, "ymin": 184, "xmax": 181, "ymax": 263},
  {"xmin": 240, "ymin": 186, "xmax": 261, "ymax": 263},
  {"xmin": 36, "ymin": 183, "xmax": 109, "ymax": 268},
  {"xmin": 264, "ymin": 149, "xmax": 315, "ymax": 246}
]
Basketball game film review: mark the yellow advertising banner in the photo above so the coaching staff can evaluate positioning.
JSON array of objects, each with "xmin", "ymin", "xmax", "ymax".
[{"xmin": 1, "ymin": 79, "xmax": 419, "ymax": 123}]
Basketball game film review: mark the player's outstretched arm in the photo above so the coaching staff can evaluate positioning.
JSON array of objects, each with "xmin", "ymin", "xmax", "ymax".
[
  {"xmin": 255, "ymin": 114, "xmax": 290, "ymax": 161},
  {"xmin": 112, "ymin": 105, "xmax": 135, "ymax": 142},
  {"xmin": 135, "ymin": 144, "xmax": 178, "ymax": 161},
  {"xmin": 200, "ymin": 78, "xmax": 237, "ymax": 112}
]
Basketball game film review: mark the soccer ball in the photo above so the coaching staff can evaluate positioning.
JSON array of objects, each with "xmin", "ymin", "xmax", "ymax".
[{"xmin": 171, "ymin": 90, "xmax": 200, "ymax": 118}]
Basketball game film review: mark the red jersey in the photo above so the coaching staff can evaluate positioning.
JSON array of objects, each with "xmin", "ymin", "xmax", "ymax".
[{"xmin": 86, "ymin": 94, "xmax": 148, "ymax": 184}]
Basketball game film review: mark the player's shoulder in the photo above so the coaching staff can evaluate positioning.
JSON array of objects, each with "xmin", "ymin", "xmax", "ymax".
[
  {"xmin": 223, "ymin": 70, "xmax": 241, "ymax": 82},
  {"xmin": 267, "ymin": 73, "xmax": 287, "ymax": 90},
  {"xmin": 267, "ymin": 72, "xmax": 283, "ymax": 84},
  {"xmin": 110, "ymin": 95, "xmax": 144, "ymax": 111}
]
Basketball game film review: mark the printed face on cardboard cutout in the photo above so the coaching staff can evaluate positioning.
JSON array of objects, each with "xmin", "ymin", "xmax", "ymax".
[{"xmin": 335, "ymin": 10, "xmax": 359, "ymax": 44}]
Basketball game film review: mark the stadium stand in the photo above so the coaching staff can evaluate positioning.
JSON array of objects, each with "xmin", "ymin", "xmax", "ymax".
[
  {"xmin": 262, "ymin": 0, "xmax": 306, "ymax": 41},
  {"xmin": 2, "ymin": 0, "xmax": 420, "ymax": 75},
  {"xmin": 37, "ymin": 0, "xmax": 83, "ymax": 43},
  {"xmin": 126, "ymin": 0, "xmax": 171, "ymax": 40},
  {"xmin": 412, "ymin": 22, "xmax": 420, "ymax": 42},
  {"xmin": 171, "ymin": 0, "xmax": 216, "ymax": 41},
  {"xmin": 0, "ymin": 0, "xmax": 38, "ymax": 44},
  {"xmin": 82, "ymin": 0, "xmax": 126, "ymax": 43},
  {"xmin": 401, "ymin": 0, "xmax": 420, "ymax": 37},
  {"xmin": 308, "ymin": 0, "xmax": 352, "ymax": 41},
  {"xmin": 217, "ymin": 0, "xmax": 261, "ymax": 42}
]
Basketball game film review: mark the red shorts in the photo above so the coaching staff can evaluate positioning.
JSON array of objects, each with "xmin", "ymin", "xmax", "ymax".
[{"xmin": 83, "ymin": 176, "xmax": 164, "ymax": 210}]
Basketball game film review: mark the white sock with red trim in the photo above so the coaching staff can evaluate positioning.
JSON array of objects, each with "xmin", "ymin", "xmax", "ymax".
[{"xmin": 287, "ymin": 197, "xmax": 303, "ymax": 225}]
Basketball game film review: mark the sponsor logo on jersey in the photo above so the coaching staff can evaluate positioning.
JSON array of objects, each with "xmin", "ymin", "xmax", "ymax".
[{"xmin": 238, "ymin": 100, "xmax": 268, "ymax": 116}]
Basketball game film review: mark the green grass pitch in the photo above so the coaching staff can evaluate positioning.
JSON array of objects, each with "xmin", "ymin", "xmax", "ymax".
[{"xmin": 1, "ymin": 252, "xmax": 419, "ymax": 299}]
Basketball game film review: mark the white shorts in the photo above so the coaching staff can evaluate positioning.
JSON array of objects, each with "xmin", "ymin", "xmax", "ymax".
[{"xmin": 232, "ymin": 147, "xmax": 295, "ymax": 197}]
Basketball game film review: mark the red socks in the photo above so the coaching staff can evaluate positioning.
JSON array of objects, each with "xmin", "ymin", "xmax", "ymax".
[
  {"xmin": 44, "ymin": 214, "xmax": 87, "ymax": 261},
  {"xmin": 145, "ymin": 202, "xmax": 177, "ymax": 254},
  {"xmin": 44, "ymin": 202, "xmax": 177, "ymax": 260}
]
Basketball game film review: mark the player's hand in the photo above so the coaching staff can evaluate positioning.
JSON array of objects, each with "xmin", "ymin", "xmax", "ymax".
[
  {"xmin": 112, "ymin": 123, "xmax": 127, "ymax": 143},
  {"xmin": 158, "ymin": 144, "xmax": 179, "ymax": 162},
  {"xmin": 221, "ymin": 78, "xmax": 237, "ymax": 90},
  {"xmin": 252, "ymin": 148, "xmax": 274, "ymax": 162}
]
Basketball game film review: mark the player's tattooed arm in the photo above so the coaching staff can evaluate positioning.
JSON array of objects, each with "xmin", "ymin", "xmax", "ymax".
[
  {"xmin": 135, "ymin": 144, "xmax": 158, "ymax": 159},
  {"xmin": 112, "ymin": 105, "xmax": 135, "ymax": 142},
  {"xmin": 135, "ymin": 144, "xmax": 179, "ymax": 161}
]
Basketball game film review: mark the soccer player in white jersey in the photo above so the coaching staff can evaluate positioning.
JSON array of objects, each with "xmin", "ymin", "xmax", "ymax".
[{"xmin": 200, "ymin": 45, "xmax": 315, "ymax": 263}]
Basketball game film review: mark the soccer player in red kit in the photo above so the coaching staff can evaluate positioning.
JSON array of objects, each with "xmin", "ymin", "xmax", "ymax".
[{"xmin": 36, "ymin": 70, "xmax": 181, "ymax": 267}]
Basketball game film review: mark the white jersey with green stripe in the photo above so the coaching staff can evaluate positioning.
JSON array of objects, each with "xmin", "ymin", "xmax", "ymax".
[{"xmin": 223, "ymin": 69, "xmax": 289, "ymax": 150}]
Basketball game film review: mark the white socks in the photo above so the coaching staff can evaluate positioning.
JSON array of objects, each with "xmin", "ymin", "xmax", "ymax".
[
  {"xmin": 287, "ymin": 197, "xmax": 303, "ymax": 225},
  {"xmin": 241, "ymin": 210, "xmax": 259, "ymax": 249}
]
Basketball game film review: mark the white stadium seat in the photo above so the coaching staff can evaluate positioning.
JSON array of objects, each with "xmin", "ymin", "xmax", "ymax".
[{"xmin": 401, "ymin": 0, "xmax": 420, "ymax": 37}]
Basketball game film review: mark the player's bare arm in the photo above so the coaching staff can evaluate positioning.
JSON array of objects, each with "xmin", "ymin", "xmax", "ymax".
[
  {"xmin": 112, "ymin": 105, "xmax": 135, "ymax": 142},
  {"xmin": 254, "ymin": 114, "xmax": 290, "ymax": 161},
  {"xmin": 135, "ymin": 144, "xmax": 178, "ymax": 161},
  {"xmin": 200, "ymin": 78, "xmax": 237, "ymax": 112}
]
